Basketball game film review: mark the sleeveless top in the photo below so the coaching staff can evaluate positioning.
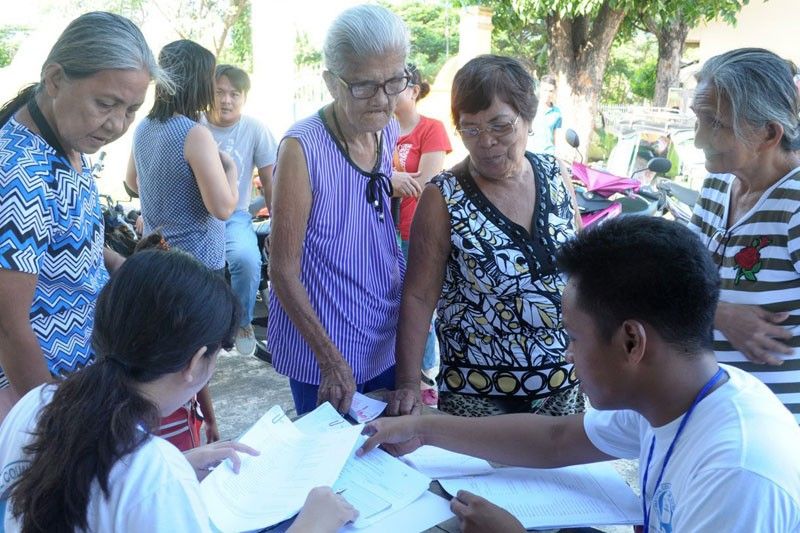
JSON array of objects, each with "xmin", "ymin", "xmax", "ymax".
[
  {"xmin": 268, "ymin": 110, "xmax": 404, "ymax": 385},
  {"xmin": 133, "ymin": 116, "xmax": 225, "ymax": 270},
  {"xmin": 434, "ymin": 152, "xmax": 578, "ymax": 400}
]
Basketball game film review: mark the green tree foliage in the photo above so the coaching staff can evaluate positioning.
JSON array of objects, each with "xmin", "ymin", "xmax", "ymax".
[
  {"xmin": 384, "ymin": 0, "xmax": 459, "ymax": 82},
  {"xmin": 602, "ymin": 32, "xmax": 658, "ymax": 104},
  {"xmin": 294, "ymin": 31, "xmax": 322, "ymax": 69},
  {"xmin": 629, "ymin": 0, "xmax": 747, "ymax": 105},
  {"xmin": 0, "ymin": 27, "xmax": 27, "ymax": 68},
  {"xmin": 217, "ymin": 0, "xmax": 252, "ymax": 71},
  {"xmin": 294, "ymin": 1, "xmax": 459, "ymax": 84}
]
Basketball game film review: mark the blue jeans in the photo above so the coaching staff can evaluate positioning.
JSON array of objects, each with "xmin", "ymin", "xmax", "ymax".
[
  {"xmin": 225, "ymin": 210, "xmax": 261, "ymax": 327},
  {"xmin": 289, "ymin": 365, "xmax": 396, "ymax": 416}
]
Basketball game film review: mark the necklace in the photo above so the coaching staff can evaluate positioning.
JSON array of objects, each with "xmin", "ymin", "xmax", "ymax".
[
  {"xmin": 641, "ymin": 367, "xmax": 726, "ymax": 531},
  {"xmin": 327, "ymin": 105, "xmax": 392, "ymax": 222}
]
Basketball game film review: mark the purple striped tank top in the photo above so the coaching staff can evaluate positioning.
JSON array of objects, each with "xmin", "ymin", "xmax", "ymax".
[{"xmin": 268, "ymin": 110, "xmax": 404, "ymax": 385}]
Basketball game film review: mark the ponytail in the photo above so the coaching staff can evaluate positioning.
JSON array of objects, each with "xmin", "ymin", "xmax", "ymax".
[
  {"xmin": 0, "ymin": 84, "xmax": 38, "ymax": 127},
  {"xmin": 10, "ymin": 361, "xmax": 159, "ymax": 532}
]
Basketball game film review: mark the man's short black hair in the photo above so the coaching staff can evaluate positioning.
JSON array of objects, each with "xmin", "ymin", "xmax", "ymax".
[
  {"xmin": 215, "ymin": 64, "xmax": 251, "ymax": 94},
  {"xmin": 556, "ymin": 217, "xmax": 720, "ymax": 353}
]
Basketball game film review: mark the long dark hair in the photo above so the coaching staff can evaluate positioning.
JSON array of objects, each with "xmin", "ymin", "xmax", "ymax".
[
  {"xmin": 10, "ymin": 250, "xmax": 239, "ymax": 532},
  {"xmin": 149, "ymin": 39, "xmax": 216, "ymax": 122},
  {"xmin": 0, "ymin": 11, "xmax": 166, "ymax": 127}
]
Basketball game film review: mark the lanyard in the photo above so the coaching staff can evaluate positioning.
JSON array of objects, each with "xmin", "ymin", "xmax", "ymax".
[
  {"xmin": 641, "ymin": 367, "xmax": 725, "ymax": 531},
  {"xmin": 26, "ymin": 97, "xmax": 67, "ymax": 158}
]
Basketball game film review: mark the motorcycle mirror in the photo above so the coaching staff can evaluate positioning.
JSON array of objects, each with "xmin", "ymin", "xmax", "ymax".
[
  {"xmin": 647, "ymin": 157, "xmax": 672, "ymax": 175},
  {"xmin": 565, "ymin": 129, "xmax": 580, "ymax": 149}
]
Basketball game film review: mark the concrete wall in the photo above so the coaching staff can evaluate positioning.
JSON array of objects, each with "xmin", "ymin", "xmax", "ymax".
[{"xmin": 688, "ymin": 0, "xmax": 800, "ymax": 65}]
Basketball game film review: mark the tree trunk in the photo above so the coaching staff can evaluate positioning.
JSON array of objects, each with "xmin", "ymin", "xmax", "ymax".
[
  {"xmin": 546, "ymin": 3, "xmax": 626, "ymax": 160},
  {"xmin": 653, "ymin": 16, "xmax": 689, "ymax": 108}
]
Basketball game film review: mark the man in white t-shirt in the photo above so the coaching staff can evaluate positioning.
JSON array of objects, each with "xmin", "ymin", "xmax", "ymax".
[
  {"xmin": 205, "ymin": 65, "xmax": 278, "ymax": 355},
  {"xmin": 361, "ymin": 216, "xmax": 800, "ymax": 532}
]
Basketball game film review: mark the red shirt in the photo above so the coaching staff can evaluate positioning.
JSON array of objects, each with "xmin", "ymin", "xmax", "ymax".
[{"xmin": 394, "ymin": 115, "xmax": 452, "ymax": 240}]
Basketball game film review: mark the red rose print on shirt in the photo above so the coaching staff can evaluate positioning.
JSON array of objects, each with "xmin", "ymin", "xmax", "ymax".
[{"xmin": 733, "ymin": 236, "xmax": 770, "ymax": 284}]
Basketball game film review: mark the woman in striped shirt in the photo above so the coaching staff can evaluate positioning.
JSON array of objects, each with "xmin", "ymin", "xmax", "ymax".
[
  {"xmin": 689, "ymin": 48, "xmax": 800, "ymax": 422},
  {"xmin": 268, "ymin": 5, "xmax": 409, "ymax": 415}
]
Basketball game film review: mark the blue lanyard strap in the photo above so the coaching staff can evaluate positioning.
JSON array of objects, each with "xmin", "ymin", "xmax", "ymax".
[{"xmin": 641, "ymin": 367, "xmax": 726, "ymax": 531}]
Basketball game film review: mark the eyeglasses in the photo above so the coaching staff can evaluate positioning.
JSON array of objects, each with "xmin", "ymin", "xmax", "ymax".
[
  {"xmin": 334, "ymin": 73, "xmax": 410, "ymax": 100},
  {"xmin": 457, "ymin": 115, "xmax": 520, "ymax": 139}
]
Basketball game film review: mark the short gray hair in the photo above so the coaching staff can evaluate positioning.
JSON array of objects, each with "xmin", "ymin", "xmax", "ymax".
[
  {"xmin": 696, "ymin": 48, "xmax": 800, "ymax": 151},
  {"xmin": 44, "ymin": 11, "xmax": 172, "ymax": 91},
  {"xmin": 323, "ymin": 4, "xmax": 409, "ymax": 75}
]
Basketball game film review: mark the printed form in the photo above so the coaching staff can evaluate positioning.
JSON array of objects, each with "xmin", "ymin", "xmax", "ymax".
[
  {"xmin": 439, "ymin": 462, "xmax": 641, "ymax": 529},
  {"xmin": 295, "ymin": 402, "xmax": 432, "ymax": 528},
  {"xmin": 200, "ymin": 405, "xmax": 362, "ymax": 533}
]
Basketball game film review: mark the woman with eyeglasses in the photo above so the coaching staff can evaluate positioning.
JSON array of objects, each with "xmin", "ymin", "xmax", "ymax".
[
  {"xmin": 269, "ymin": 4, "xmax": 408, "ymax": 415},
  {"xmin": 388, "ymin": 55, "xmax": 583, "ymax": 418},
  {"xmin": 688, "ymin": 48, "xmax": 800, "ymax": 423}
]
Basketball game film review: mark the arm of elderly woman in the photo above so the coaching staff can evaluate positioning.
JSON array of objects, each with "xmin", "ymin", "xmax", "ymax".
[
  {"xmin": 715, "ymin": 301, "xmax": 794, "ymax": 365},
  {"xmin": 185, "ymin": 125, "xmax": 239, "ymax": 221},
  {"xmin": 270, "ymin": 138, "xmax": 357, "ymax": 413},
  {"xmin": 387, "ymin": 185, "xmax": 451, "ymax": 416},
  {"xmin": 0, "ymin": 270, "xmax": 51, "ymax": 403}
]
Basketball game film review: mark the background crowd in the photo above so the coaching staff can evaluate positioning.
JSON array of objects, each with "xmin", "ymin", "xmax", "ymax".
[{"xmin": 0, "ymin": 3, "xmax": 798, "ymax": 532}]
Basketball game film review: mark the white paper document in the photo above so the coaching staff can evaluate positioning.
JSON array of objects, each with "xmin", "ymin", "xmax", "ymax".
[
  {"xmin": 347, "ymin": 392, "xmax": 387, "ymax": 423},
  {"xmin": 401, "ymin": 445, "xmax": 494, "ymax": 479},
  {"xmin": 341, "ymin": 491, "xmax": 455, "ymax": 533},
  {"xmin": 333, "ymin": 436, "xmax": 432, "ymax": 528},
  {"xmin": 439, "ymin": 462, "xmax": 641, "ymax": 529},
  {"xmin": 200, "ymin": 405, "xmax": 362, "ymax": 533}
]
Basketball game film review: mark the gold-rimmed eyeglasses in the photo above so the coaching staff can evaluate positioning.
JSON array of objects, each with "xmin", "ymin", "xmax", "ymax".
[{"xmin": 457, "ymin": 115, "xmax": 520, "ymax": 140}]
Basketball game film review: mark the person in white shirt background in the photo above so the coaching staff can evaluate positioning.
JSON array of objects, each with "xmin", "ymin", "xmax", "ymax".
[
  {"xmin": 360, "ymin": 216, "xmax": 800, "ymax": 533},
  {"xmin": 205, "ymin": 64, "xmax": 278, "ymax": 356}
]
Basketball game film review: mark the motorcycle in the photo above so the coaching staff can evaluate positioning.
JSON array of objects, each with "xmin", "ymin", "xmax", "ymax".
[
  {"xmin": 564, "ymin": 129, "xmax": 672, "ymax": 226},
  {"xmin": 651, "ymin": 178, "xmax": 699, "ymax": 224},
  {"xmin": 92, "ymin": 151, "xmax": 140, "ymax": 257}
]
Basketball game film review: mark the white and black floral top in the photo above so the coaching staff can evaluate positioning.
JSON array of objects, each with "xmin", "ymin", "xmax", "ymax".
[{"xmin": 433, "ymin": 152, "xmax": 578, "ymax": 401}]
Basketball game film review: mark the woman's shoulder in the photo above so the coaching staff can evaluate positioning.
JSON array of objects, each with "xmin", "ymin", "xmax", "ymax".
[
  {"xmin": 115, "ymin": 434, "xmax": 197, "ymax": 489},
  {"xmin": 285, "ymin": 112, "xmax": 324, "ymax": 138},
  {"xmin": 1, "ymin": 117, "xmax": 55, "ymax": 168}
]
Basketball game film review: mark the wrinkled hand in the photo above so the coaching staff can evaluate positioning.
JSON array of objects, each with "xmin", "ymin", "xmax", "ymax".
[
  {"xmin": 716, "ymin": 302, "xmax": 794, "ymax": 365},
  {"xmin": 204, "ymin": 418, "xmax": 220, "ymax": 443},
  {"xmin": 183, "ymin": 440, "xmax": 259, "ymax": 481},
  {"xmin": 450, "ymin": 491, "xmax": 525, "ymax": 533},
  {"xmin": 386, "ymin": 386, "xmax": 422, "ymax": 416},
  {"xmin": 289, "ymin": 486, "xmax": 358, "ymax": 533},
  {"xmin": 134, "ymin": 215, "xmax": 144, "ymax": 237},
  {"xmin": 391, "ymin": 172, "xmax": 422, "ymax": 198},
  {"xmin": 318, "ymin": 358, "xmax": 356, "ymax": 414},
  {"xmin": 357, "ymin": 416, "xmax": 423, "ymax": 457}
]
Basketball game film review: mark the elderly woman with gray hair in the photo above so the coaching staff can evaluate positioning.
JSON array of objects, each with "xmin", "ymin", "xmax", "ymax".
[
  {"xmin": 269, "ymin": 4, "xmax": 410, "ymax": 415},
  {"xmin": 0, "ymin": 12, "xmax": 166, "ymax": 421},
  {"xmin": 689, "ymin": 47, "xmax": 800, "ymax": 423}
]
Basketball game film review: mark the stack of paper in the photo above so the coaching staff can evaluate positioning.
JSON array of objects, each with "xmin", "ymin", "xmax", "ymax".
[
  {"xmin": 295, "ymin": 402, "xmax": 437, "ymax": 529},
  {"xmin": 199, "ymin": 406, "xmax": 361, "ymax": 532},
  {"xmin": 439, "ymin": 462, "xmax": 641, "ymax": 529},
  {"xmin": 401, "ymin": 445, "xmax": 494, "ymax": 479},
  {"xmin": 201, "ymin": 403, "xmax": 455, "ymax": 533}
]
